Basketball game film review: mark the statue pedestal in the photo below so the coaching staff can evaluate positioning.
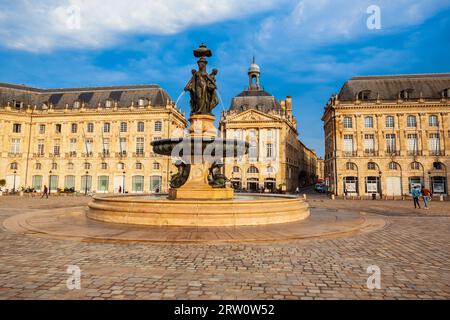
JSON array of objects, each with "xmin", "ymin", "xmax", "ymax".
[
  {"xmin": 189, "ymin": 115, "xmax": 217, "ymax": 138},
  {"xmin": 169, "ymin": 163, "xmax": 233, "ymax": 200}
]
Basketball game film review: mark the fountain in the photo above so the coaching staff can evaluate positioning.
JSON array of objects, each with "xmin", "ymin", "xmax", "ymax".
[{"xmin": 87, "ymin": 43, "xmax": 310, "ymax": 227}]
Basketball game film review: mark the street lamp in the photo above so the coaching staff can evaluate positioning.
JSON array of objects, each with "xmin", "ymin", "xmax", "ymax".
[
  {"xmin": 13, "ymin": 170, "xmax": 17, "ymax": 193},
  {"xmin": 378, "ymin": 171, "xmax": 382, "ymax": 198},
  {"xmin": 122, "ymin": 171, "xmax": 126, "ymax": 194},
  {"xmin": 84, "ymin": 171, "xmax": 89, "ymax": 196},
  {"xmin": 48, "ymin": 170, "xmax": 52, "ymax": 195}
]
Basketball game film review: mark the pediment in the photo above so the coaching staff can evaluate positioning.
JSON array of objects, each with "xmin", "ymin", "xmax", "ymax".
[{"xmin": 227, "ymin": 109, "xmax": 280, "ymax": 122}]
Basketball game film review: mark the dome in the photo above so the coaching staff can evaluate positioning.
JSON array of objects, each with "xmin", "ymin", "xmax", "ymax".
[{"xmin": 248, "ymin": 63, "xmax": 260, "ymax": 73}]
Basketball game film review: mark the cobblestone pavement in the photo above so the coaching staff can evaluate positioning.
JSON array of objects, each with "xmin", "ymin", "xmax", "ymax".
[{"xmin": 0, "ymin": 196, "xmax": 449, "ymax": 300}]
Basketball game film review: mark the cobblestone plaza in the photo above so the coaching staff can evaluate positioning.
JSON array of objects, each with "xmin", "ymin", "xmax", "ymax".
[{"xmin": 0, "ymin": 194, "xmax": 448, "ymax": 300}]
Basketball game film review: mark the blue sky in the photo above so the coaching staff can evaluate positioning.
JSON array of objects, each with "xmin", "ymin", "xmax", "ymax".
[{"xmin": 1, "ymin": 0, "xmax": 450, "ymax": 157}]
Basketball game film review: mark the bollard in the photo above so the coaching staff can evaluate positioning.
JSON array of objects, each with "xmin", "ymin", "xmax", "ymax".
[
  {"xmin": 440, "ymin": 195, "xmax": 444, "ymax": 202},
  {"xmin": 331, "ymin": 194, "xmax": 335, "ymax": 200},
  {"xmin": 303, "ymin": 194, "xmax": 307, "ymax": 200}
]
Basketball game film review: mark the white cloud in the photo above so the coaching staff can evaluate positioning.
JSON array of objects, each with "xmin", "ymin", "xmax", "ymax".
[
  {"xmin": 0, "ymin": 0, "xmax": 281, "ymax": 52},
  {"xmin": 257, "ymin": 0, "xmax": 450, "ymax": 48}
]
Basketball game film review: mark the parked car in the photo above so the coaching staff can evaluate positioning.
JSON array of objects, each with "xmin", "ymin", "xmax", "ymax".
[{"xmin": 315, "ymin": 183, "xmax": 326, "ymax": 193}]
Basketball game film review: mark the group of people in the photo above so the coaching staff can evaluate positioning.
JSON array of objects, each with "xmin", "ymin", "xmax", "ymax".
[{"xmin": 411, "ymin": 185, "xmax": 433, "ymax": 209}]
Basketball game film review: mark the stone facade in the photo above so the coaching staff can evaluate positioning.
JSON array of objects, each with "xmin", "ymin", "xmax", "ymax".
[
  {"xmin": 219, "ymin": 60, "xmax": 318, "ymax": 192},
  {"xmin": 322, "ymin": 73, "xmax": 450, "ymax": 197},
  {"xmin": 0, "ymin": 83, "xmax": 187, "ymax": 194}
]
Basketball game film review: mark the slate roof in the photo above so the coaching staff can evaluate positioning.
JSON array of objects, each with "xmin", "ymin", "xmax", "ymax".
[
  {"xmin": 0, "ymin": 83, "xmax": 171, "ymax": 109},
  {"xmin": 338, "ymin": 73, "xmax": 450, "ymax": 101},
  {"xmin": 229, "ymin": 89, "xmax": 281, "ymax": 113}
]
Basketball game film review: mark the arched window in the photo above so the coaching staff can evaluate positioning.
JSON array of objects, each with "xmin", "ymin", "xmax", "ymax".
[
  {"xmin": 429, "ymin": 115, "xmax": 439, "ymax": 127},
  {"xmin": 138, "ymin": 98, "xmax": 147, "ymax": 107},
  {"xmin": 433, "ymin": 162, "xmax": 444, "ymax": 170},
  {"xmin": 247, "ymin": 166, "xmax": 259, "ymax": 174},
  {"xmin": 386, "ymin": 116, "xmax": 395, "ymax": 128},
  {"xmin": 155, "ymin": 121, "xmax": 162, "ymax": 132},
  {"xmin": 407, "ymin": 115, "xmax": 417, "ymax": 127},
  {"xmin": 410, "ymin": 162, "xmax": 421, "ymax": 170},
  {"xmin": 389, "ymin": 162, "xmax": 399, "ymax": 170},
  {"xmin": 343, "ymin": 117, "xmax": 352, "ymax": 129},
  {"xmin": 364, "ymin": 116, "xmax": 373, "ymax": 128},
  {"xmin": 358, "ymin": 90, "xmax": 371, "ymax": 101},
  {"xmin": 87, "ymin": 123, "xmax": 94, "ymax": 133},
  {"xmin": 367, "ymin": 162, "xmax": 377, "ymax": 170},
  {"xmin": 346, "ymin": 162, "xmax": 356, "ymax": 170},
  {"xmin": 233, "ymin": 166, "xmax": 240, "ymax": 173}
]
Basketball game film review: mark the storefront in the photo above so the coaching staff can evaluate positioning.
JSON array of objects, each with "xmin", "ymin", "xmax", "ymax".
[
  {"xmin": 365, "ymin": 176, "xmax": 380, "ymax": 195},
  {"xmin": 408, "ymin": 176, "xmax": 423, "ymax": 194},
  {"xmin": 264, "ymin": 178, "xmax": 276, "ymax": 192},
  {"xmin": 431, "ymin": 176, "xmax": 447, "ymax": 195},
  {"xmin": 231, "ymin": 178, "xmax": 242, "ymax": 190},
  {"xmin": 343, "ymin": 176, "xmax": 358, "ymax": 194},
  {"xmin": 246, "ymin": 178, "xmax": 259, "ymax": 192}
]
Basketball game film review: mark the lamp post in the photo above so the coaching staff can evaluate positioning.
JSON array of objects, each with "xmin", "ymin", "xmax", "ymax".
[
  {"xmin": 13, "ymin": 170, "xmax": 17, "ymax": 193},
  {"xmin": 378, "ymin": 171, "xmax": 382, "ymax": 198},
  {"xmin": 48, "ymin": 170, "xmax": 52, "ymax": 196},
  {"xmin": 84, "ymin": 171, "xmax": 89, "ymax": 196},
  {"xmin": 122, "ymin": 171, "xmax": 126, "ymax": 194}
]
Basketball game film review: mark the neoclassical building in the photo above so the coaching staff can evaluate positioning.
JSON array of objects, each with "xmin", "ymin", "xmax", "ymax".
[
  {"xmin": 0, "ymin": 83, "xmax": 187, "ymax": 194},
  {"xmin": 219, "ymin": 60, "xmax": 318, "ymax": 192},
  {"xmin": 322, "ymin": 73, "xmax": 450, "ymax": 197}
]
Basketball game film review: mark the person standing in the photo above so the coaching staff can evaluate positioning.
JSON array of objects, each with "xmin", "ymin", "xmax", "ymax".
[
  {"xmin": 41, "ymin": 185, "xmax": 49, "ymax": 199},
  {"xmin": 411, "ymin": 186, "xmax": 421, "ymax": 209},
  {"xmin": 421, "ymin": 186, "xmax": 432, "ymax": 210}
]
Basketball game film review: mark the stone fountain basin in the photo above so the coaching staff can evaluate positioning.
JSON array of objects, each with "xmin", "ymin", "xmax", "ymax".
[
  {"xmin": 151, "ymin": 137, "xmax": 249, "ymax": 159},
  {"xmin": 87, "ymin": 194, "xmax": 310, "ymax": 227}
]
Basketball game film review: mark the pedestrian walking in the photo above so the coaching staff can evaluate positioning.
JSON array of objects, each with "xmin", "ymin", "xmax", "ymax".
[
  {"xmin": 118, "ymin": 186, "xmax": 122, "ymax": 194},
  {"xmin": 411, "ymin": 185, "xmax": 421, "ymax": 209},
  {"xmin": 41, "ymin": 185, "xmax": 49, "ymax": 199},
  {"xmin": 421, "ymin": 185, "xmax": 432, "ymax": 210},
  {"xmin": 295, "ymin": 187, "xmax": 300, "ymax": 195}
]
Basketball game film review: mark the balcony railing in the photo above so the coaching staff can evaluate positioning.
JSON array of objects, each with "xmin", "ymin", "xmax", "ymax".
[
  {"xmin": 49, "ymin": 153, "xmax": 60, "ymax": 158},
  {"xmin": 429, "ymin": 150, "xmax": 444, "ymax": 156},
  {"xmin": 386, "ymin": 150, "xmax": 400, "ymax": 156},
  {"xmin": 66, "ymin": 151, "xmax": 77, "ymax": 158},
  {"xmin": 363, "ymin": 150, "xmax": 379, "ymax": 157},
  {"xmin": 407, "ymin": 150, "xmax": 423, "ymax": 156},
  {"xmin": 133, "ymin": 152, "xmax": 145, "ymax": 157},
  {"xmin": 99, "ymin": 152, "xmax": 110, "ymax": 158},
  {"xmin": 342, "ymin": 151, "xmax": 357, "ymax": 157},
  {"xmin": 8, "ymin": 152, "xmax": 21, "ymax": 158},
  {"xmin": 81, "ymin": 152, "xmax": 93, "ymax": 158},
  {"xmin": 34, "ymin": 153, "xmax": 45, "ymax": 158},
  {"xmin": 116, "ymin": 151, "xmax": 127, "ymax": 157}
]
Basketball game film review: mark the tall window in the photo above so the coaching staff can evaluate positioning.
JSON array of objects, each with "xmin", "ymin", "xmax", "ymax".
[
  {"xmin": 136, "ymin": 137, "xmax": 144, "ymax": 155},
  {"xmin": 364, "ymin": 116, "xmax": 373, "ymax": 128},
  {"xmin": 10, "ymin": 139, "xmax": 21, "ymax": 154},
  {"xmin": 386, "ymin": 134, "xmax": 396, "ymax": 153},
  {"xmin": 411, "ymin": 162, "xmax": 421, "ymax": 170},
  {"xmin": 12, "ymin": 123, "xmax": 21, "ymax": 133},
  {"xmin": 407, "ymin": 134, "xmax": 418, "ymax": 154},
  {"xmin": 51, "ymin": 162, "xmax": 58, "ymax": 170},
  {"xmin": 389, "ymin": 162, "xmax": 398, "ymax": 170},
  {"xmin": 343, "ymin": 135, "xmax": 354, "ymax": 153},
  {"xmin": 55, "ymin": 124, "xmax": 62, "ymax": 134},
  {"xmin": 101, "ymin": 163, "xmax": 108, "ymax": 170},
  {"xmin": 153, "ymin": 162, "xmax": 160, "ymax": 170},
  {"xmin": 137, "ymin": 122, "xmax": 145, "ymax": 132},
  {"xmin": 267, "ymin": 129, "xmax": 273, "ymax": 140},
  {"xmin": 69, "ymin": 139, "xmax": 77, "ymax": 154},
  {"xmin": 135, "ymin": 163, "xmax": 143, "ymax": 170},
  {"xmin": 385, "ymin": 116, "xmax": 395, "ymax": 128},
  {"xmin": 364, "ymin": 134, "xmax": 375, "ymax": 153},
  {"xmin": 155, "ymin": 121, "xmax": 162, "ymax": 132},
  {"xmin": 119, "ymin": 138, "xmax": 127, "ymax": 154},
  {"xmin": 85, "ymin": 138, "xmax": 93, "ymax": 155},
  {"xmin": 87, "ymin": 123, "xmax": 94, "ymax": 133},
  {"xmin": 407, "ymin": 115, "xmax": 417, "ymax": 127},
  {"xmin": 343, "ymin": 117, "xmax": 352, "ymax": 129},
  {"xmin": 429, "ymin": 133, "xmax": 440, "ymax": 154},
  {"xmin": 53, "ymin": 139, "xmax": 60, "ymax": 156},
  {"xmin": 429, "ymin": 115, "xmax": 439, "ymax": 127},
  {"xmin": 71, "ymin": 123, "xmax": 78, "ymax": 133},
  {"xmin": 39, "ymin": 125, "xmax": 46, "ymax": 134},
  {"xmin": 10, "ymin": 162, "xmax": 18, "ymax": 170},
  {"xmin": 37, "ymin": 139, "xmax": 45, "ymax": 155},
  {"xmin": 103, "ymin": 122, "xmax": 110, "ymax": 133},
  {"xmin": 266, "ymin": 143, "xmax": 273, "ymax": 158},
  {"xmin": 367, "ymin": 162, "xmax": 376, "ymax": 170},
  {"xmin": 346, "ymin": 162, "xmax": 356, "ymax": 170},
  {"xmin": 35, "ymin": 163, "xmax": 42, "ymax": 170},
  {"xmin": 120, "ymin": 122, "xmax": 127, "ymax": 133},
  {"xmin": 84, "ymin": 163, "xmax": 91, "ymax": 170},
  {"xmin": 102, "ymin": 138, "xmax": 110, "ymax": 155}
]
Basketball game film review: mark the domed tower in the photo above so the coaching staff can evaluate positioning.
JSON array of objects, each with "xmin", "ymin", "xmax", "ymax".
[{"xmin": 248, "ymin": 56, "xmax": 261, "ymax": 91}]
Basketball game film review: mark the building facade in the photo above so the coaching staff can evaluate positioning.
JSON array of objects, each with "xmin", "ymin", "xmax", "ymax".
[
  {"xmin": 0, "ymin": 83, "xmax": 187, "ymax": 194},
  {"xmin": 323, "ymin": 74, "xmax": 450, "ymax": 197},
  {"xmin": 219, "ymin": 60, "xmax": 317, "ymax": 192}
]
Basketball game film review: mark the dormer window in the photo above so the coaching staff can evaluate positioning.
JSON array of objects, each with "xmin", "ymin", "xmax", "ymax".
[
  {"xmin": 442, "ymin": 88, "xmax": 450, "ymax": 98},
  {"xmin": 105, "ymin": 100, "xmax": 113, "ymax": 108},
  {"xmin": 358, "ymin": 90, "xmax": 371, "ymax": 101},
  {"xmin": 73, "ymin": 101, "xmax": 81, "ymax": 109},
  {"xmin": 138, "ymin": 98, "xmax": 147, "ymax": 107},
  {"xmin": 400, "ymin": 89, "xmax": 413, "ymax": 100}
]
